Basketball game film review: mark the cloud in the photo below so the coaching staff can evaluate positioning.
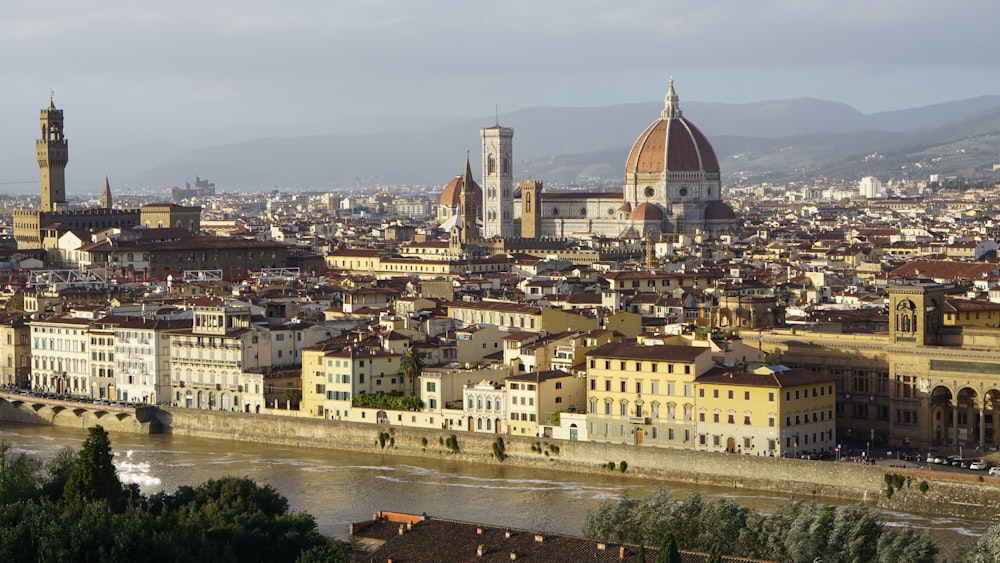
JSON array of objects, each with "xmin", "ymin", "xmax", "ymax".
[{"xmin": 1, "ymin": 0, "xmax": 999, "ymax": 189}]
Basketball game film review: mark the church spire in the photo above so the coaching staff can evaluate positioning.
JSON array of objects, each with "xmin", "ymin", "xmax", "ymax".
[
  {"xmin": 661, "ymin": 78, "xmax": 681, "ymax": 119},
  {"xmin": 459, "ymin": 152, "xmax": 477, "ymax": 244},
  {"xmin": 101, "ymin": 175, "xmax": 113, "ymax": 209}
]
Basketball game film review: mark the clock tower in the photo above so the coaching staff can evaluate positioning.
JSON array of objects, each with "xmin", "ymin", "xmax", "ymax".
[{"xmin": 481, "ymin": 123, "xmax": 513, "ymax": 238}]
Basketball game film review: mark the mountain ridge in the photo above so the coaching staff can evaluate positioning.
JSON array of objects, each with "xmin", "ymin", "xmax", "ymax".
[{"xmin": 134, "ymin": 95, "xmax": 1000, "ymax": 189}]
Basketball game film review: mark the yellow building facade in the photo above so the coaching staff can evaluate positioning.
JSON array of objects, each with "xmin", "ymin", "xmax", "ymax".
[
  {"xmin": 742, "ymin": 283, "xmax": 1000, "ymax": 451},
  {"xmin": 585, "ymin": 343, "xmax": 713, "ymax": 447},
  {"xmin": 694, "ymin": 366, "xmax": 836, "ymax": 457}
]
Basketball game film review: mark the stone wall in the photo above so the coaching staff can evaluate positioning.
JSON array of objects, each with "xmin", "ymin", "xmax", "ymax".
[
  {"xmin": 7, "ymin": 402, "xmax": 997, "ymax": 521},
  {"xmin": 154, "ymin": 407, "xmax": 1000, "ymax": 519}
]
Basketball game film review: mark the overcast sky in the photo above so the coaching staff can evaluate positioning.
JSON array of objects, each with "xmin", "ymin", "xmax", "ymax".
[{"xmin": 3, "ymin": 0, "xmax": 1000, "ymax": 191}]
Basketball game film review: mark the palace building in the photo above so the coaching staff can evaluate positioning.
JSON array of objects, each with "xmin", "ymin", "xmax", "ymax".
[
  {"xmin": 743, "ymin": 283, "xmax": 1000, "ymax": 451},
  {"xmin": 13, "ymin": 97, "xmax": 200, "ymax": 253}
]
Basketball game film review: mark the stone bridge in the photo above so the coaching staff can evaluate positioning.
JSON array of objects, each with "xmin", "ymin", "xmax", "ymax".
[{"xmin": 0, "ymin": 391, "xmax": 159, "ymax": 433}]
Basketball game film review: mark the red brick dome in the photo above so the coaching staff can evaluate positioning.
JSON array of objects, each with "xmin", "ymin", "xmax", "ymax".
[
  {"xmin": 625, "ymin": 81, "xmax": 719, "ymax": 175},
  {"xmin": 439, "ymin": 158, "xmax": 482, "ymax": 208},
  {"xmin": 629, "ymin": 202, "xmax": 664, "ymax": 222},
  {"xmin": 704, "ymin": 200, "xmax": 736, "ymax": 221}
]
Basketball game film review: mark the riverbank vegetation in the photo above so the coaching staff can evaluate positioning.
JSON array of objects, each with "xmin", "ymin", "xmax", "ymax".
[
  {"xmin": 0, "ymin": 426, "xmax": 346, "ymax": 562},
  {"xmin": 584, "ymin": 487, "xmax": 940, "ymax": 562}
]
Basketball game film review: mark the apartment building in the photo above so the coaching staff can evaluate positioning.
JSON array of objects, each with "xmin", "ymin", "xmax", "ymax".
[
  {"xmin": 29, "ymin": 315, "xmax": 93, "ymax": 395},
  {"xmin": 505, "ymin": 369, "xmax": 584, "ymax": 436},
  {"xmin": 694, "ymin": 365, "xmax": 837, "ymax": 456},
  {"xmin": 169, "ymin": 300, "xmax": 271, "ymax": 411},
  {"xmin": 0, "ymin": 314, "xmax": 30, "ymax": 388},
  {"xmin": 113, "ymin": 317, "xmax": 189, "ymax": 405},
  {"xmin": 585, "ymin": 342, "xmax": 713, "ymax": 447}
]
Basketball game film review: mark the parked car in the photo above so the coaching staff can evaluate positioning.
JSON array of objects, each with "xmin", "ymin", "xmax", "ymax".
[
  {"xmin": 988, "ymin": 466, "xmax": 1000, "ymax": 477},
  {"xmin": 948, "ymin": 456, "xmax": 965, "ymax": 467},
  {"xmin": 931, "ymin": 455, "xmax": 947, "ymax": 464},
  {"xmin": 969, "ymin": 459, "xmax": 988, "ymax": 471}
]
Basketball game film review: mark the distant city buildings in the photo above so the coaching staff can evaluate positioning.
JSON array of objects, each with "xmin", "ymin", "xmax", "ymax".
[{"xmin": 4, "ymin": 81, "xmax": 1000, "ymax": 461}]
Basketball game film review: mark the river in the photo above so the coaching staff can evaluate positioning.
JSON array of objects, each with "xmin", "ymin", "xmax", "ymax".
[{"xmin": 0, "ymin": 422, "xmax": 988, "ymax": 559}]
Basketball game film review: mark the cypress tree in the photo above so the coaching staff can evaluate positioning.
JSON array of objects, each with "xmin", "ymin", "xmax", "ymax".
[{"xmin": 63, "ymin": 425, "xmax": 123, "ymax": 508}]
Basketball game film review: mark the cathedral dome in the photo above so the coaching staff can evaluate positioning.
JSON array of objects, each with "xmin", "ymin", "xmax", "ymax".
[
  {"xmin": 439, "ymin": 157, "xmax": 482, "ymax": 208},
  {"xmin": 629, "ymin": 202, "xmax": 664, "ymax": 222},
  {"xmin": 704, "ymin": 200, "xmax": 736, "ymax": 221},
  {"xmin": 625, "ymin": 81, "xmax": 719, "ymax": 175}
]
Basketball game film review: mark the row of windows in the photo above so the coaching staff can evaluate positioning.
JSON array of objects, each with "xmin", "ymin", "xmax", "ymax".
[
  {"xmin": 589, "ymin": 359, "xmax": 692, "ymax": 374},
  {"xmin": 466, "ymin": 397, "xmax": 503, "ymax": 411},
  {"xmin": 4, "ymin": 333, "xmax": 29, "ymax": 346},
  {"xmin": 785, "ymin": 386, "xmax": 833, "ymax": 400},
  {"xmin": 786, "ymin": 431, "xmax": 834, "ymax": 447},
  {"xmin": 591, "ymin": 422, "xmax": 690, "ymax": 442},
  {"xmin": 33, "ymin": 338, "xmax": 86, "ymax": 352},
  {"xmin": 590, "ymin": 398, "xmax": 693, "ymax": 421},
  {"xmin": 509, "ymin": 412, "xmax": 537, "ymax": 422},
  {"xmin": 698, "ymin": 434, "xmax": 778, "ymax": 451},
  {"xmin": 589, "ymin": 379, "xmax": 692, "ymax": 396}
]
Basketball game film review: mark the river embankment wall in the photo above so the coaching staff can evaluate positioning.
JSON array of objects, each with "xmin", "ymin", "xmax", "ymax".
[
  {"xmin": 4, "ymin": 400, "xmax": 997, "ymax": 521},
  {"xmin": 150, "ymin": 407, "xmax": 1000, "ymax": 521}
]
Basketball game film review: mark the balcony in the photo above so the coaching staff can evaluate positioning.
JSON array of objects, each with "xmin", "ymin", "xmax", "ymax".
[{"xmin": 628, "ymin": 417, "xmax": 651, "ymax": 425}]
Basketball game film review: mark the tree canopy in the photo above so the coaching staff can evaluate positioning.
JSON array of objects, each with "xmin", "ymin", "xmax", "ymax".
[
  {"xmin": 400, "ymin": 345, "xmax": 425, "ymax": 395},
  {"xmin": 584, "ymin": 486, "xmax": 938, "ymax": 563},
  {"xmin": 0, "ymin": 427, "xmax": 346, "ymax": 563}
]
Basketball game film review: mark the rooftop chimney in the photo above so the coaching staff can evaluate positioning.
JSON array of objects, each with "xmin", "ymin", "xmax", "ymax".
[
  {"xmin": 476, "ymin": 527, "xmax": 483, "ymax": 535},
  {"xmin": 619, "ymin": 545, "xmax": 626, "ymax": 559},
  {"xmin": 505, "ymin": 530, "xmax": 511, "ymax": 539},
  {"xmin": 534, "ymin": 534, "xmax": 544, "ymax": 543},
  {"xmin": 398, "ymin": 524, "xmax": 405, "ymax": 535},
  {"xmin": 477, "ymin": 545, "xmax": 484, "ymax": 557},
  {"xmin": 597, "ymin": 542, "xmax": 607, "ymax": 551},
  {"xmin": 510, "ymin": 552, "xmax": 517, "ymax": 560}
]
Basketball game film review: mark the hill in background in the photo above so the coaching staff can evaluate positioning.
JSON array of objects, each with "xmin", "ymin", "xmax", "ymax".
[{"xmin": 135, "ymin": 95, "xmax": 1000, "ymax": 190}]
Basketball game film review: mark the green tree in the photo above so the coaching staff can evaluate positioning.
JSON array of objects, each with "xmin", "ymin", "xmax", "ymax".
[
  {"xmin": 283, "ymin": 386, "xmax": 302, "ymax": 409},
  {"xmin": 41, "ymin": 446, "xmax": 77, "ymax": 501},
  {"xmin": 961, "ymin": 523, "xmax": 1000, "ymax": 562},
  {"xmin": 877, "ymin": 528, "xmax": 937, "ymax": 563},
  {"xmin": 656, "ymin": 531, "xmax": 681, "ymax": 563},
  {"xmin": 0, "ymin": 441, "xmax": 42, "ymax": 504},
  {"xmin": 705, "ymin": 543, "xmax": 723, "ymax": 563},
  {"xmin": 400, "ymin": 345, "xmax": 425, "ymax": 396},
  {"xmin": 296, "ymin": 543, "xmax": 349, "ymax": 563},
  {"xmin": 63, "ymin": 426, "xmax": 124, "ymax": 508},
  {"xmin": 582, "ymin": 494, "xmax": 639, "ymax": 542}
]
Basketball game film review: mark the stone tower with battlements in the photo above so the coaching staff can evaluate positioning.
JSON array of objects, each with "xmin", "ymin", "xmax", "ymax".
[{"xmin": 37, "ymin": 95, "xmax": 69, "ymax": 212}]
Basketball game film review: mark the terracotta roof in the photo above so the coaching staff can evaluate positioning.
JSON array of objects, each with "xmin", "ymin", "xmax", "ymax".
[
  {"xmin": 705, "ymin": 200, "xmax": 737, "ymax": 221},
  {"xmin": 629, "ymin": 202, "xmax": 664, "ymax": 222},
  {"xmin": 698, "ymin": 366, "xmax": 836, "ymax": 388},
  {"xmin": 351, "ymin": 511, "xmax": 765, "ymax": 563},
  {"xmin": 439, "ymin": 157, "xmax": 483, "ymax": 208},
  {"xmin": 625, "ymin": 86, "xmax": 719, "ymax": 175},
  {"xmin": 586, "ymin": 342, "xmax": 707, "ymax": 362}
]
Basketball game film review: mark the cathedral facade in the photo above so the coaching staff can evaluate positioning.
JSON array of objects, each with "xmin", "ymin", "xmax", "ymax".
[{"xmin": 437, "ymin": 81, "xmax": 737, "ymax": 243}]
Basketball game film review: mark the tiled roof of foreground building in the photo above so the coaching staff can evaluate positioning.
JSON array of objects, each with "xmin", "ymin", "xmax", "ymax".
[{"xmin": 350, "ymin": 511, "xmax": 773, "ymax": 563}]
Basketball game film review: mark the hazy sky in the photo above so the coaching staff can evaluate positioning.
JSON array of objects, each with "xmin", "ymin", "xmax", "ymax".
[{"xmin": 2, "ymin": 0, "xmax": 999, "ymax": 191}]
